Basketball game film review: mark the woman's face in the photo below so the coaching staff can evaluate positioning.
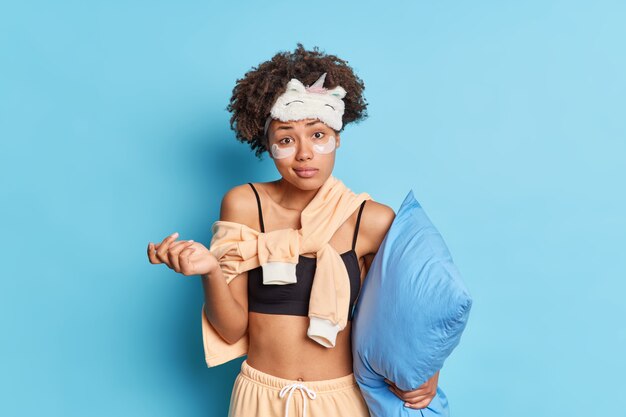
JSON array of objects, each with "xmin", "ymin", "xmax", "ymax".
[{"xmin": 266, "ymin": 118, "xmax": 341, "ymax": 190}]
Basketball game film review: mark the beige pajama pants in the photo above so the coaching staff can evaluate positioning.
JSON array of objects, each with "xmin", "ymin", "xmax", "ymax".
[{"xmin": 228, "ymin": 360, "xmax": 371, "ymax": 417}]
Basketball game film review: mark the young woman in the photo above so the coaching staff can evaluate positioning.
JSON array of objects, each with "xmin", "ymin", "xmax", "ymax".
[{"xmin": 147, "ymin": 44, "xmax": 439, "ymax": 417}]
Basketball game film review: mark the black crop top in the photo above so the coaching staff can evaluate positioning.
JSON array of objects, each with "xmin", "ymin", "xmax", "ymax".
[{"xmin": 246, "ymin": 183, "xmax": 366, "ymax": 321}]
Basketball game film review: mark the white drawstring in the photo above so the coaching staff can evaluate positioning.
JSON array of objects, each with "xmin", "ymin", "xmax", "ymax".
[{"xmin": 278, "ymin": 382, "xmax": 317, "ymax": 417}]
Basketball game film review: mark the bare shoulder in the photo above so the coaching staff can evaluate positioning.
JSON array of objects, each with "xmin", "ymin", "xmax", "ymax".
[
  {"xmin": 360, "ymin": 199, "xmax": 395, "ymax": 257},
  {"xmin": 219, "ymin": 183, "xmax": 261, "ymax": 231}
]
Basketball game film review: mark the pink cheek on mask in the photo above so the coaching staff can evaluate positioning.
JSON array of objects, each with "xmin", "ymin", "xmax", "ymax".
[{"xmin": 271, "ymin": 144, "xmax": 296, "ymax": 159}]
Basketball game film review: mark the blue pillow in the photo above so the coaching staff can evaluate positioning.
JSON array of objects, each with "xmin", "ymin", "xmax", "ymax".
[{"xmin": 352, "ymin": 190, "xmax": 472, "ymax": 417}]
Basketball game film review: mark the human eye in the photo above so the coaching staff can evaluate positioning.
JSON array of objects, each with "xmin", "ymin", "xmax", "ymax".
[
  {"xmin": 313, "ymin": 131, "xmax": 325, "ymax": 140},
  {"xmin": 279, "ymin": 137, "xmax": 293, "ymax": 145}
]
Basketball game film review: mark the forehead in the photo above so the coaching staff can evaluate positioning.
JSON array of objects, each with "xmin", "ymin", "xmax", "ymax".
[{"xmin": 272, "ymin": 118, "xmax": 327, "ymax": 132}]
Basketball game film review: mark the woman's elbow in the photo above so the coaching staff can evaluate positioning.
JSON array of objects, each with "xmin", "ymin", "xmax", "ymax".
[{"xmin": 221, "ymin": 322, "xmax": 248, "ymax": 345}]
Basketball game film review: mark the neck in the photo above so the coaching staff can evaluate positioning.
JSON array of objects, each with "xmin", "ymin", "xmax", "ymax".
[{"xmin": 272, "ymin": 177, "xmax": 323, "ymax": 211}]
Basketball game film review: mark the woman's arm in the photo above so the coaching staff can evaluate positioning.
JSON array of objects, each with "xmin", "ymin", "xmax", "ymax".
[
  {"xmin": 360, "ymin": 200, "xmax": 396, "ymax": 260},
  {"xmin": 201, "ymin": 185, "xmax": 255, "ymax": 344},
  {"xmin": 201, "ymin": 268, "xmax": 247, "ymax": 345}
]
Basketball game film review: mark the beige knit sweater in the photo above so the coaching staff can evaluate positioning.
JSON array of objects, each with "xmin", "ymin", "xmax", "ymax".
[{"xmin": 201, "ymin": 175, "xmax": 372, "ymax": 367}]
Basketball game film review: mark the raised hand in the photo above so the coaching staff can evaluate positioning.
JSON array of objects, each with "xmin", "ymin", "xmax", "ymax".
[{"xmin": 147, "ymin": 231, "xmax": 218, "ymax": 277}]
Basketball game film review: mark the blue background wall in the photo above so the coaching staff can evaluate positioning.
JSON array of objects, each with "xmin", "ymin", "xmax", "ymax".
[{"xmin": 2, "ymin": 1, "xmax": 624, "ymax": 416}]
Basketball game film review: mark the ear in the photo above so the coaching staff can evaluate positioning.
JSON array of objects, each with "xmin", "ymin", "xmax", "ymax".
[
  {"xmin": 335, "ymin": 132, "xmax": 340, "ymax": 149},
  {"xmin": 285, "ymin": 78, "xmax": 306, "ymax": 93},
  {"xmin": 327, "ymin": 85, "xmax": 347, "ymax": 99}
]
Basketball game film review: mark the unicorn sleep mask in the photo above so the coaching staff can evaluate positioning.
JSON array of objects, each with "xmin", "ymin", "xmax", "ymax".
[{"xmin": 263, "ymin": 72, "xmax": 347, "ymax": 137}]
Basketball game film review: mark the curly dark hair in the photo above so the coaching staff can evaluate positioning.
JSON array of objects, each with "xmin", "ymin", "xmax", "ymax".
[{"xmin": 226, "ymin": 43, "xmax": 369, "ymax": 159}]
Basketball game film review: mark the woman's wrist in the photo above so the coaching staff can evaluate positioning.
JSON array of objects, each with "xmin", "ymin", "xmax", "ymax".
[{"xmin": 201, "ymin": 264, "xmax": 220, "ymax": 281}]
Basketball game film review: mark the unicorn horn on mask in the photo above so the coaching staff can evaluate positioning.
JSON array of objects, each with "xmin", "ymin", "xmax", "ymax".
[{"xmin": 305, "ymin": 72, "xmax": 328, "ymax": 94}]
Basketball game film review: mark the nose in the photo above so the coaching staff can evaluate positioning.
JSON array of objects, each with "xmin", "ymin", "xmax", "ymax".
[{"xmin": 295, "ymin": 138, "xmax": 314, "ymax": 161}]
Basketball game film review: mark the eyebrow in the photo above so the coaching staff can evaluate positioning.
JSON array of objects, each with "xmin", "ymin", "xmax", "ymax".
[{"xmin": 275, "ymin": 121, "xmax": 323, "ymax": 131}]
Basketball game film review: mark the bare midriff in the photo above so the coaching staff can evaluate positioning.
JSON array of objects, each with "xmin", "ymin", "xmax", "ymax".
[
  {"xmin": 246, "ymin": 313, "xmax": 355, "ymax": 381},
  {"xmin": 244, "ymin": 182, "xmax": 365, "ymax": 381}
]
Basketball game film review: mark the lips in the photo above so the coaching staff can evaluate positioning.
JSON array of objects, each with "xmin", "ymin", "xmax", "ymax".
[{"xmin": 293, "ymin": 167, "xmax": 319, "ymax": 178}]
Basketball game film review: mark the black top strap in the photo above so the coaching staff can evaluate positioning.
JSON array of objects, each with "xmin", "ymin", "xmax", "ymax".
[
  {"xmin": 247, "ymin": 183, "xmax": 265, "ymax": 233},
  {"xmin": 352, "ymin": 200, "xmax": 366, "ymax": 250}
]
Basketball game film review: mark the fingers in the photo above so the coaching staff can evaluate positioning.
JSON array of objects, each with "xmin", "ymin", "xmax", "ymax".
[
  {"xmin": 168, "ymin": 240, "xmax": 195, "ymax": 272},
  {"xmin": 149, "ymin": 232, "xmax": 188, "ymax": 270},
  {"xmin": 388, "ymin": 384, "xmax": 430, "ymax": 403},
  {"xmin": 155, "ymin": 232, "xmax": 179, "ymax": 267},
  {"xmin": 384, "ymin": 379, "xmax": 434, "ymax": 409},
  {"xmin": 148, "ymin": 232, "xmax": 202, "ymax": 277},
  {"xmin": 404, "ymin": 397, "xmax": 433, "ymax": 409},
  {"xmin": 179, "ymin": 245, "xmax": 197, "ymax": 276},
  {"xmin": 147, "ymin": 242, "xmax": 160, "ymax": 264}
]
